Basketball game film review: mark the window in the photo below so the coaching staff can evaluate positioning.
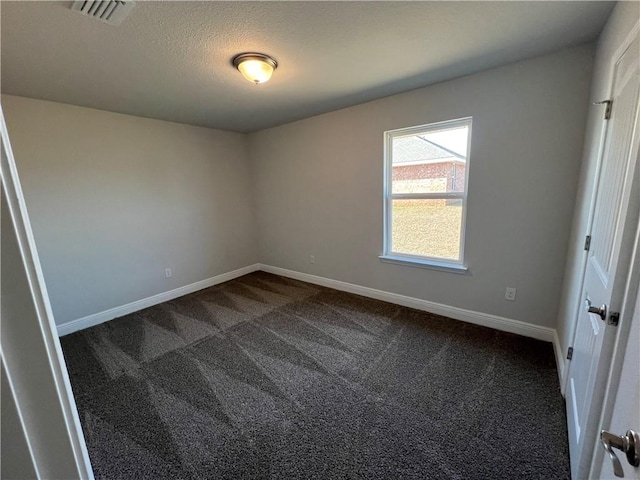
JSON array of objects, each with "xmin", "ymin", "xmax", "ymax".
[{"xmin": 381, "ymin": 118, "xmax": 472, "ymax": 272}]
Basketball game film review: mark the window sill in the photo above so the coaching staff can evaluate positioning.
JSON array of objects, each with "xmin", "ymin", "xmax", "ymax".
[{"xmin": 379, "ymin": 255, "xmax": 469, "ymax": 275}]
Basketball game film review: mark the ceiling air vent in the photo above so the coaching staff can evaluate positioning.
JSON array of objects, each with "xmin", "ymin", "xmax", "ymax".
[{"xmin": 71, "ymin": 1, "xmax": 135, "ymax": 26}]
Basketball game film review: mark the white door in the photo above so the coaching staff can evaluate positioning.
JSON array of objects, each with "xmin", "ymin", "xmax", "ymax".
[
  {"xmin": 566, "ymin": 31, "xmax": 640, "ymax": 480},
  {"xmin": 597, "ymin": 289, "xmax": 640, "ymax": 479}
]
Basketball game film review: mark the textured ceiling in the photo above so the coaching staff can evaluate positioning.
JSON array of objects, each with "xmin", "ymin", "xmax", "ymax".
[{"xmin": 1, "ymin": 1, "xmax": 613, "ymax": 133}]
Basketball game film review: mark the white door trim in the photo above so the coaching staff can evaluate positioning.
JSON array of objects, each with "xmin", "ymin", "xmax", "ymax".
[{"xmin": 0, "ymin": 106, "xmax": 94, "ymax": 479}]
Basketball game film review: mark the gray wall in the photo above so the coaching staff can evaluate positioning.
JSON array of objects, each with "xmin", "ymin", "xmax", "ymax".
[
  {"xmin": 556, "ymin": 4, "xmax": 640, "ymax": 376},
  {"xmin": 249, "ymin": 45, "xmax": 594, "ymax": 328},
  {"xmin": 2, "ymin": 95, "xmax": 258, "ymax": 326},
  {"xmin": 4, "ymin": 44, "xmax": 596, "ymax": 331}
]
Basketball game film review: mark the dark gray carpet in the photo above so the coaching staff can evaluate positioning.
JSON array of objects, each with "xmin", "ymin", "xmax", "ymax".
[{"xmin": 61, "ymin": 272, "xmax": 570, "ymax": 479}]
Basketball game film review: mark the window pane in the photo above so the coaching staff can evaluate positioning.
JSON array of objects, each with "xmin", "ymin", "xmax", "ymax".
[
  {"xmin": 391, "ymin": 199, "xmax": 463, "ymax": 260},
  {"xmin": 392, "ymin": 125, "xmax": 468, "ymax": 194}
]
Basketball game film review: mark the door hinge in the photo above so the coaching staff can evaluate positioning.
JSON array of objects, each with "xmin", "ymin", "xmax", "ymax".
[
  {"xmin": 608, "ymin": 312, "xmax": 620, "ymax": 327},
  {"xmin": 567, "ymin": 347, "xmax": 574, "ymax": 360},
  {"xmin": 593, "ymin": 100, "xmax": 613, "ymax": 120},
  {"xmin": 584, "ymin": 235, "xmax": 592, "ymax": 251}
]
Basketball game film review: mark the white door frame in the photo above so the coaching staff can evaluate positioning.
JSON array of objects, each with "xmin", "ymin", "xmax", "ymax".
[{"xmin": 1, "ymin": 105, "xmax": 94, "ymax": 478}]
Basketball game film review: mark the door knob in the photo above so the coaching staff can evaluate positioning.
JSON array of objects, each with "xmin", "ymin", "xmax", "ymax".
[
  {"xmin": 600, "ymin": 429, "xmax": 640, "ymax": 478},
  {"xmin": 585, "ymin": 298, "xmax": 608, "ymax": 321}
]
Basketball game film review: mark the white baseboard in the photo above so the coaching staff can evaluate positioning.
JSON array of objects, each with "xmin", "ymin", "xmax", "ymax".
[
  {"xmin": 56, "ymin": 264, "xmax": 261, "ymax": 336},
  {"xmin": 58, "ymin": 262, "xmax": 560, "ymax": 377},
  {"xmin": 260, "ymin": 264, "xmax": 556, "ymax": 343}
]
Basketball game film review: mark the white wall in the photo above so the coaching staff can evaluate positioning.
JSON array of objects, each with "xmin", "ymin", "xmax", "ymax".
[
  {"xmin": 556, "ymin": 3, "xmax": 640, "ymax": 382},
  {"xmin": 249, "ymin": 45, "xmax": 594, "ymax": 328},
  {"xmin": 2, "ymin": 95, "xmax": 258, "ymax": 326}
]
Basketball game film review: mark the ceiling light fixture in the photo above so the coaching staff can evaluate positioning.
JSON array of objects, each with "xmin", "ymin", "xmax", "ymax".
[{"xmin": 232, "ymin": 53, "xmax": 278, "ymax": 84}]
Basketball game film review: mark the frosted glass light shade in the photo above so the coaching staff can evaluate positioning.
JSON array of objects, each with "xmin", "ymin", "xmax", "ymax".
[{"xmin": 233, "ymin": 53, "xmax": 278, "ymax": 84}]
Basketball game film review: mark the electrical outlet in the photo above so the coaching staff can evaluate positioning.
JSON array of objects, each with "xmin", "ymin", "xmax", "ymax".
[
  {"xmin": 310, "ymin": 255, "xmax": 315, "ymax": 264},
  {"xmin": 505, "ymin": 287, "xmax": 517, "ymax": 301},
  {"xmin": 165, "ymin": 268, "xmax": 172, "ymax": 278}
]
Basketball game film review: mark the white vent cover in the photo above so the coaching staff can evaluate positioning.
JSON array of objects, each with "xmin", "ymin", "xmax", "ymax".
[{"xmin": 71, "ymin": 1, "xmax": 135, "ymax": 26}]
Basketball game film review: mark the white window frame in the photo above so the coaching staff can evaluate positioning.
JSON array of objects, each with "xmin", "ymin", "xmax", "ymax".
[{"xmin": 380, "ymin": 117, "xmax": 472, "ymax": 273}]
